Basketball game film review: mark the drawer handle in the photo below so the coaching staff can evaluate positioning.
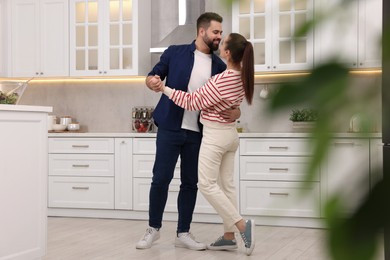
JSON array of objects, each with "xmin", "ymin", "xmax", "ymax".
[
  {"xmin": 333, "ymin": 142, "xmax": 359, "ymax": 146},
  {"xmin": 269, "ymin": 192, "xmax": 289, "ymax": 196},
  {"xmin": 72, "ymin": 145, "xmax": 90, "ymax": 148},
  {"xmin": 269, "ymin": 167, "xmax": 289, "ymax": 171},
  {"xmin": 72, "ymin": 164, "xmax": 90, "ymax": 168},
  {"xmin": 269, "ymin": 146, "xmax": 289, "ymax": 150},
  {"xmin": 72, "ymin": 186, "xmax": 89, "ymax": 190}
]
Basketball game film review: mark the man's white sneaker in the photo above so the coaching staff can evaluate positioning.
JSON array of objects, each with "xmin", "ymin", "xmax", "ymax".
[
  {"xmin": 175, "ymin": 232, "xmax": 206, "ymax": 251},
  {"xmin": 136, "ymin": 227, "xmax": 160, "ymax": 249}
]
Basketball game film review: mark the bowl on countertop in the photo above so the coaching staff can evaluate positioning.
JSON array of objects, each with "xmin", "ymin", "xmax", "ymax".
[{"xmin": 52, "ymin": 124, "xmax": 67, "ymax": 131}]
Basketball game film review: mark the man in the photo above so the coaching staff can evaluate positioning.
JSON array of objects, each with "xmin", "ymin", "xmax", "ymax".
[{"xmin": 136, "ymin": 12, "xmax": 240, "ymax": 250}]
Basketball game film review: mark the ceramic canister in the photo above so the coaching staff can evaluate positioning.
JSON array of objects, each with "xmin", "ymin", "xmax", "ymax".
[{"xmin": 47, "ymin": 115, "xmax": 57, "ymax": 130}]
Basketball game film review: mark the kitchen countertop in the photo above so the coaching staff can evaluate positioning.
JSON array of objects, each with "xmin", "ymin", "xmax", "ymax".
[
  {"xmin": 0, "ymin": 104, "xmax": 52, "ymax": 113},
  {"xmin": 48, "ymin": 132, "xmax": 382, "ymax": 138}
]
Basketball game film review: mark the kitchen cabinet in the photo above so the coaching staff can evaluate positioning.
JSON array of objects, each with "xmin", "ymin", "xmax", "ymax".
[
  {"xmin": 114, "ymin": 138, "xmax": 133, "ymax": 210},
  {"xmin": 239, "ymin": 138, "xmax": 321, "ymax": 218},
  {"xmin": 0, "ymin": 1, "xmax": 5, "ymax": 76},
  {"xmin": 8, "ymin": 0, "xmax": 69, "ymax": 77},
  {"xmin": 46, "ymin": 134, "xmax": 381, "ymax": 228},
  {"xmin": 232, "ymin": 0, "xmax": 314, "ymax": 72},
  {"xmin": 69, "ymin": 0, "xmax": 139, "ymax": 76},
  {"xmin": 315, "ymin": 0, "xmax": 382, "ymax": 69},
  {"xmin": 48, "ymin": 138, "xmax": 115, "ymax": 209},
  {"xmin": 1, "ymin": 105, "xmax": 52, "ymax": 260},
  {"xmin": 370, "ymin": 138, "xmax": 383, "ymax": 189},
  {"xmin": 322, "ymin": 138, "xmax": 370, "ymax": 215}
]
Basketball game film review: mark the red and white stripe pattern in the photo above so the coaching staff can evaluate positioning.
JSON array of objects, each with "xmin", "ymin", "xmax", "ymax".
[{"xmin": 169, "ymin": 70, "xmax": 245, "ymax": 124}]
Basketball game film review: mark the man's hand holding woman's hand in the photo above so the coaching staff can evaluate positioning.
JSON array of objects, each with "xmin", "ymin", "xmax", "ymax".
[{"xmin": 146, "ymin": 75, "xmax": 165, "ymax": 92}]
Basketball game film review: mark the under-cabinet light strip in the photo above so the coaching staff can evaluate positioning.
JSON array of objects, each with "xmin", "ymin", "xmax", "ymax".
[{"xmin": 0, "ymin": 70, "xmax": 382, "ymax": 83}]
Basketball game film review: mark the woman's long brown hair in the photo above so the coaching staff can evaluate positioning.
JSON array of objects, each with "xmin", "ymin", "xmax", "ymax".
[{"xmin": 225, "ymin": 33, "xmax": 254, "ymax": 105}]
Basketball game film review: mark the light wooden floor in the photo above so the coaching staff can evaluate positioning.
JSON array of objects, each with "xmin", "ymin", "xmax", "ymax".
[{"xmin": 43, "ymin": 217, "xmax": 384, "ymax": 260}]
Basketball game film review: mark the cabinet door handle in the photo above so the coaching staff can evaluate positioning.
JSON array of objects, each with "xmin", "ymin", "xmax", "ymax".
[
  {"xmin": 269, "ymin": 167, "xmax": 289, "ymax": 171},
  {"xmin": 269, "ymin": 192, "xmax": 289, "ymax": 196},
  {"xmin": 72, "ymin": 145, "xmax": 90, "ymax": 148},
  {"xmin": 269, "ymin": 146, "xmax": 289, "ymax": 150},
  {"xmin": 72, "ymin": 164, "xmax": 90, "ymax": 168},
  {"xmin": 72, "ymin": 186, "xmax": 89, "ymax": 190}
]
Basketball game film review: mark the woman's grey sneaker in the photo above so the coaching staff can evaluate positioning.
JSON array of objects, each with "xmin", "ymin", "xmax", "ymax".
[
  {"xmin": 240, "ymin": 219, "xmax": 255, "ymax": 256},
  {"xmin": 136, "ymin": 227, "xmax": 160, "ymax": 249},
  {"xmin": 207, "ymin": 236, "xmax": 238, "ymax": 251},
  {"xmin": 175, "ymin": 232, "xmax": 206, "ymax": 250}
]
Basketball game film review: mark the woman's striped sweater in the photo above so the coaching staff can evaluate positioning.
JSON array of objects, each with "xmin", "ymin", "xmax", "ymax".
[{"xmin": 163, "ymin": 69, "xmax": 244, "ymax": 124}]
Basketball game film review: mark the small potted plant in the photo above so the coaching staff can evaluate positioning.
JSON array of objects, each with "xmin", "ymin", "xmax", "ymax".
[{"xmin": 289, "ymin": 108, "xmax": 318, "ymax": 131}]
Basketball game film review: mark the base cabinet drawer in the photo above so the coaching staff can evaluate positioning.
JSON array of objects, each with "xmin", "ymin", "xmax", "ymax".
[
  {"xmin": 240, "ymin": 156, "xmax": 319, "ymax": 181},
  {"xmin": 240, "ymin": 138, "xmax": 312, "ymax": 156},
  {"xmin": 133, "ymin": 178, "xmax": 216, "ymax": 214},
  {"xmin": 48, "ymin": 176, "xmax": 114, "ymax": 209},
  {"xmin": 49, "ymin": 138, "xmax": 114, "ymax": 154},
  {"xmin": 240, "ymin": 181, "xmax": 320, "ymax": 218},
  {"xmin": 49, "ymin": 154, "xmax": 114, "ymax": 177}
]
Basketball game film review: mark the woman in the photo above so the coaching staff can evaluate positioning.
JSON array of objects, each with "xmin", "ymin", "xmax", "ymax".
[{"xmin": 155, "ymin": 33, "xmax": 255, "ymax": 256}]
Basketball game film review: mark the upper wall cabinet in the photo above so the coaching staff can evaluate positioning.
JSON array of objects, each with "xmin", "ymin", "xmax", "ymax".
[
  {"xmin": 69, "ymin": 0, "xmax": 139, "ymax": 76},
  {"xmin": 232, "ymin": 0, "xmax": 314, "ymax": 72},
  {"xmin": 314, "ymin": 0, "xmax": 382, "ymax": 69},
  {"xmin": 0, "ymin": 1, "xmax": 5, "ymax": 76},
  {"xmin": 8, "ymin": 0, "xmax": 69, "ymax": 77}
]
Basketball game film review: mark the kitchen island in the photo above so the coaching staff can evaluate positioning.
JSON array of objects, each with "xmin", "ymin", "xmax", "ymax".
[{"xmin": 0, "ymin": 105, "xmax": 52, "ymax": 260}]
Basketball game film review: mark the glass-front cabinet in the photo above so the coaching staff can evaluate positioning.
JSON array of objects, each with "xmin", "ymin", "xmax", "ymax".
[
  {"xmin": 232, "ymin": 0, "xmax": 314, "ymax": 72},
  {"xmin": 70, "ymin": 0, "xmax": 138, "ymax": 76}
]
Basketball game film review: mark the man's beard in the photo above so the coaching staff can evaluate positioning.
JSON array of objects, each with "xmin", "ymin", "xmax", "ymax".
[{"xmin": 203, "ymin": 34, "xmax": 220, "ymax": 52}]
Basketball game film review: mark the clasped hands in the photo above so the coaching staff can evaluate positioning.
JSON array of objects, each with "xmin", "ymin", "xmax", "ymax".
[{"xmin": 147, "ymin": 75, "xmax": 165, "ymax": 93}]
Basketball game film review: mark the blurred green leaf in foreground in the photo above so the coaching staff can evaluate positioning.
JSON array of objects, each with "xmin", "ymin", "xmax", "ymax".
[{"xmin": 266, "ymin": 1, "xmax": 387, "ymax": 260}]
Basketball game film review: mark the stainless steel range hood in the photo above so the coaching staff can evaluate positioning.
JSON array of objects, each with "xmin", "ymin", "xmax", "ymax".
[{"xmin": 150, "ymin": 0, "xmax": 205, "ymax": 53}]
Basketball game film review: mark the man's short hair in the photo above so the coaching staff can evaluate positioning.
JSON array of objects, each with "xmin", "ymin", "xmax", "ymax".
[{"xmin": 197, "ymin": 12, "xmax": 223, "ymax": 32}]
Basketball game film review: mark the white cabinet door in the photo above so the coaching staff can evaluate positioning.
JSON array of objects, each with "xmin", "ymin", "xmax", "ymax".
[
  {"xmin": 323, "ymin": 138, "xmax": 370, "ymax": 215},
  {"xmin": 69, "ymin": 0, "xmax": 138, "ymax": 76},
  {"xmin": 232, "ymin": 0, "xmax": 314, "ymax": 72},
  {"xmin": 0, "ymin": 1, "xmax": 6, "ymax": 76},
  {"xmin": 315, "ymin": 0, "xmax": 382, "ymax": 69},
  {"xmin": 358, "ymin": 0, "xmax": 382, "ymax": 68},
  {"xmin": 10, "ymin": 0, "xmax": 69, "ymax": 77},
  {"xmin": 10, "ymin": 0, "xmax": 40, "ymax": 77},
  {"xmin": 40, "ymin": 0, "xmax": 69, "ymax": 76},
  {"xmin": 114, "ymin": 138, "xmax": 133, "ymax": 210},
  {"xmin": 370, "ymin": 138, "xmax": 383, "ymax": 189}
]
